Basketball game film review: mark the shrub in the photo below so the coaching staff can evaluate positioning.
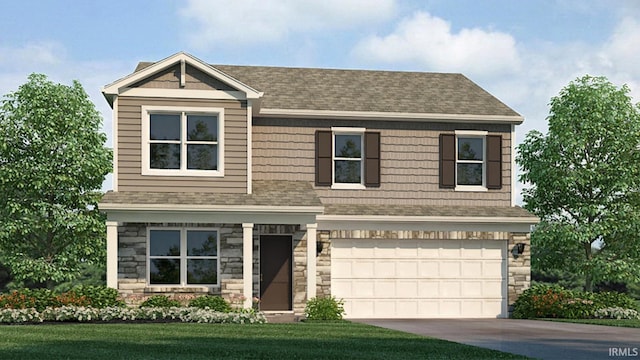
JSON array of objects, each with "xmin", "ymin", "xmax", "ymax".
[
  {"xmin": 594, "ymin": 307, "xmax": 640, "ymax": 320},
  {"xmin": 0, "ymin": 289, "xmax": 58, "ymax": 311},
  {"xmin": 0, "ymin": 306, "xmax": 267, "ymax": 324},
  {"xmin": 139, "ymin": 295, "xmax": 181, "ymax": 308},
  {"xmin": 72, "ymin": 285, "xmax": 125, "ymax": 308},
  {"xmin": 512, "ymin": 284, "xmax": 570, "ymax": 319},
  {"xmin": 512, "ymin": 284, "xmax": 639, "ymax": 319},
  {"xmin": 592, "ymin": 291, "xmax": 638, "ymax": 311},
  {"xmin": 304, "ymin": 296, "xmax": 345, "ymax": 320},
  {"xmin": 188, "ymin": 295, "xmax": 231, "ymax": 312}
]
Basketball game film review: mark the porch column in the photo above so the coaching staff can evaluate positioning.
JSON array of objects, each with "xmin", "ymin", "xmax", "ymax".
[
  {"xmin": 242, "ymin": 223, "xmax": 254, "ymax": 309},
  {"xmin": 306, "ymin": 223, "xmax": 318, "ymax": 300},
  {"xmin": 106, "ymin": 221, "xmax": 118, "ymax": 289}
]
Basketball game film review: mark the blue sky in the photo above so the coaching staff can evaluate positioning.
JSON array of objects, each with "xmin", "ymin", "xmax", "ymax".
[{"xmin": 1, "ymin": 0, "xmax": 639, "ymax": 200}]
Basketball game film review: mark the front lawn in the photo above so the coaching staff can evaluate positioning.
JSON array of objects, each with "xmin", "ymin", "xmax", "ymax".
[
  {"xmin": 0, "ymin": 321, "xmax": 528, "ymax": 359},
  {"xmin": 541, "ymin": 318, "xmax": 640, "ymax": 328}
]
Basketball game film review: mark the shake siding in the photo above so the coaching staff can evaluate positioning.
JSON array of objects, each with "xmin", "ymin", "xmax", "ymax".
[
  {"xmin": 253, "ymin": 119, "xmax": 511, "ymax": 206},
  {"xmin": 117, "ymin": 97, "xmax": 247, "ymax": 193}
]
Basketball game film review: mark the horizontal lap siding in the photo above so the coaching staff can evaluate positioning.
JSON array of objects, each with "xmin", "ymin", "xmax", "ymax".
[
  {"xmin": 253, "ymin": 119, "xmax": 511, "ymax": 206},
  {"xmin": 117, "ymin": 97, "xmax": 247, "ymax": 193}
]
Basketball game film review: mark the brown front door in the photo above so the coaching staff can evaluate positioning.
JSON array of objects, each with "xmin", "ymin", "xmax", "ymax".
[{"xmin": 260, "ymin": 235, "xmax": 292, "ymax": 311}]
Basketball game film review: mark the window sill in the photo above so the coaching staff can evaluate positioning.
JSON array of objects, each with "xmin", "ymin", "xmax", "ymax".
[
  {"xmin": 455, "ymin": 186, "xmax": 488, "ymax": 192},
  {"xmin": 142, "ymin": 169, "xmax": 224, "ymax": 177},
  {"xmin": 331, "ymin": 183, "xmax": 366, "ymax": 190},
  {"xmin": 144, "ymin": 286, "xmax": 218, "ymax": 293}
]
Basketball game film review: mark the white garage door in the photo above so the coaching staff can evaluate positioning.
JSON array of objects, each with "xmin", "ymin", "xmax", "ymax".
[{"xmin": 331, "ymin": 239, "xmax": 507, "ymax": 318}]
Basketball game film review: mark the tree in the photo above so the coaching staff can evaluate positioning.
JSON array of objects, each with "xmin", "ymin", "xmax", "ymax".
[
  {"xmin": 517, "ymin": 75, "xmax": 640, "ymax": 292},
  {"xmin": 0, "ymin": 74, "xmax": 112, "ymax": 288}
]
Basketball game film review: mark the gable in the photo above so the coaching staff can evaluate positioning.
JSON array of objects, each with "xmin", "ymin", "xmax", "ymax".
[
  {"xmin": 102, "ymin": 52, "xmax": 263, "ymax": 106},
  {"xmin": 131, "ymin": 63, "xmax": 238, "ymax": 91}
]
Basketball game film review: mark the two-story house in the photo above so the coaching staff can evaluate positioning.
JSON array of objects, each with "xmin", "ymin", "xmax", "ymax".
[{"xmin": 99, "ymin": 52, "xmax": 537, "ymax": 318}]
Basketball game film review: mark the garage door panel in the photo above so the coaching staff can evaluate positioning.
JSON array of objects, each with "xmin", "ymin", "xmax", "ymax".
[
  {"xmin": 462, "ymin": 261, "xmax": 483, "ymax": 277},
  {"xmin": 331, "ymin": 239, "xmax": 507, "ymax": 319},
  {"xmin": 353, "ymin": 280, "xmax": 375, "ymax": 297},
  {"xmin": 419, "ymin": 261, "xmax": 439, "ymax": 276},
  {"xmin": 376, "ymin": 261, "xmax": 396, "ymax": 277},
  {"xmin": 439, "ymin": 261, "xmax": 461, "ymax": 277},
  {"xmin": 396, "ymin": 261, "xmax": 418, "ymax": 277},
  {"xmin": 375, "ymin": 280, "xmax": 396, "ymax": 297},
  {"xmin": 353, "ymin": 261, "xmax": 375, "ymax": 278},
  {"xmin": 419, "ymin": 280, "xmax": 439, "ymax": 297}
]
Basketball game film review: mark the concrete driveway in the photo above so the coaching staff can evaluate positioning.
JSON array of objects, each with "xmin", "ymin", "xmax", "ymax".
[{"xmin": 355, "ymin": 319, "xmax": 640, "ymax": 360}]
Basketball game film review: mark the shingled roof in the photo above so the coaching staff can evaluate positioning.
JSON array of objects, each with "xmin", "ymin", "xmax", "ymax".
[{"xmin": 134, "ymin": 61, "xmax": 521, "ymax": 120}]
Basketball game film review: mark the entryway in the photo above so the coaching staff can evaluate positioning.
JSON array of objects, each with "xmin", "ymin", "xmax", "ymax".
[{"xmin": 259, "ymin": 235, "xmax": 293, "ymax": 311}]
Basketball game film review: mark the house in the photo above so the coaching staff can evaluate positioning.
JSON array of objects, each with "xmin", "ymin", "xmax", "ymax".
[{"xmin": 99, "ymin": 52, "xmax": 538, "ymax": 318}]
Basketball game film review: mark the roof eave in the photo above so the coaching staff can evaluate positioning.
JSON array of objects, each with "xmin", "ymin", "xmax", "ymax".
[{"xmin": 257, "ymin": 108, "xmax": 524, "ymax": 124}]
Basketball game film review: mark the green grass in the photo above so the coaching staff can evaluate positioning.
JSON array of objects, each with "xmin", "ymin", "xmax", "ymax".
[
  {"xmin": 541, "ymin": 318, "xmax": 640, "ymax": 328},
  {"xmin": 0, "ymin": 322, "xmax": 529, "ymax": 359}
]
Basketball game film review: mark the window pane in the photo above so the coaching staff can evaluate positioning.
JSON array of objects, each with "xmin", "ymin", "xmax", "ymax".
[
  {"xmin": 149, "ymin": 230, "xmax": 181, "ymax": 256},
  {"xmin": 150, "ymin": 143, "xmax": 180, "ymax": 169},
  {"xmin": 457, "ymin": 163, "xmax": 483, "ymax": 185},
  {"xmin": 150, "ymin": 114, "xmax": 180, "ymax": 140},
  {"xmin": 458, "ymin": 138, "xmax": 483, "ymax": 160},
  {"xmin": 187, "ymin": 145, "xmax": 217, "ymax": 170},
  {"xmin": 150, "ymin": 259, "xmax": 180, "ymax": 284},
  {"xmin": 187, "ymin": 115, "xmax": 218, "ymax": 141},
  {"xmin": 335, "ymin": 160, "xmax": 361, "ymax": 183},
  {"xmin": 335, "ymin": 135, "xmax": 361, "ymax": 158},
  {"xmin": 187, "ymin": 259, "xmax": 217, "ymax": 284},
  {"xmin": 187, "ymin": 230, "xmax": 217, "ymax": 256}
]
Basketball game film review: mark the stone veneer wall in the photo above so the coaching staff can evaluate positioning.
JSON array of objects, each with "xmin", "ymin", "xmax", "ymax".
[
  {"xmin": 117, "ymin": 222, "xmax": 254, "ymax": 306},
  {"xmin": 326, "ymin": 230, "xmax": 531, "ymax": 316}
]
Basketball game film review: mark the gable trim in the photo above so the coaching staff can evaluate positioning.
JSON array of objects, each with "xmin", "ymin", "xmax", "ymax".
[
  {"xmin": 102, "ymin": 52, "xmax": 263, "ymax": 104},
  {"xmin": 119, "ymin": 88, "xmax": 248, "ymax": 101},
  {"xmin": 259, "ymin": 108, "xmax": 524, "ymax": 124}
]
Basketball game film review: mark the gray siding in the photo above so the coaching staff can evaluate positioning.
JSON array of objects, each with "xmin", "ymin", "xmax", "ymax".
[
  {"xmin": 132, "ymin": 64, "xmax": 237, "ymax": 91},
  {"xmin": 253, "ymin": 118, "xmax": 512, "ymax": 206},
  {"xmin": 117, "ymin": 97, "xmax": 247, "ymax": 193}
]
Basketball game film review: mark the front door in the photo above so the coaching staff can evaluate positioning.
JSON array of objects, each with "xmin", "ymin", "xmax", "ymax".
[{"xmin": 260, "ymin": 235, "xmax": 293, "ymax": 311}]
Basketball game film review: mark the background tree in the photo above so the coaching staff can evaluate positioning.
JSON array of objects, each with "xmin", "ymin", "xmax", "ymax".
[
  {"xmin": 517, "ymin": 75, "xmax": 640, "ymax": 292},
  {"xmin": 0, "ymin": 74, "xmax": 112, "ymax": 288}
]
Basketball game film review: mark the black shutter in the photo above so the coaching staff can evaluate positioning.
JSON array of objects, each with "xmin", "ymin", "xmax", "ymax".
[
  {"xmin": 439, "ymin": 134, "xmax": 456, "ymax": 188},
  {"xmin": 315, "ymin": 130, "xmax": 332, "ymax": 186},
  {"xmin": 486, "ymin": 135, "xmax": 502, "ymax": 189},
  {"xmin": 364, "ymin": 132, "xmax": 381, "ymax": 187}
]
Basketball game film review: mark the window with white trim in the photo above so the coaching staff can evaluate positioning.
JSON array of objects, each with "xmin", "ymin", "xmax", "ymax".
[
  {"xmin": 457, "ymin": 136, "xmax": 485, "ymax": 186},
  {"xmin": 142, "ymin": 106, "xmax": 224, "ymax": 176},
  {"xmin": 334, "ymin": 134, "xmax": 363, "ymax": 184},
  {"xmin": 148, "ymin": 228, "xmax": 219, "ymax": 286}
]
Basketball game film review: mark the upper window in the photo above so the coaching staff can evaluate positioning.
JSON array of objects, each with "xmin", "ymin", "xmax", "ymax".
[
  {"xmin": 333, "ymin": 131, "xmax": 364, "ymax": 188},
  {"xmin": 439, "ymin": 131, "xmax": 502, "ymax": 191},
  {"xmin": 142, "ymin": 106, "xmax": 224, "ymax": 176},
  {"xmin": 457, "ymin": 136, "xmax": 484, "ymax": 186},
  {"xmin": 315, "ymin": 129, "xmax": 380, "ymax": 189},
  {"xmin": 148, "ymin": 228, "xmax": 219, "ymax": 286}
]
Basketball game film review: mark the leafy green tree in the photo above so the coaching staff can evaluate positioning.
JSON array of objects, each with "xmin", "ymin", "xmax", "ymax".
[
  {"xmin": 0, "ymin": 74, "xmax": 112, "ymax": 288},
  {"xmin": 517, "ymin": 75, "xmax": 640, "ymax": 292}
]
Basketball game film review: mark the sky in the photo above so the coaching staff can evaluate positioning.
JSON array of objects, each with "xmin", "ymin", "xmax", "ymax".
[{"xmin": 1, "ymin": 0, "xmax": 640, "ymax": 202}]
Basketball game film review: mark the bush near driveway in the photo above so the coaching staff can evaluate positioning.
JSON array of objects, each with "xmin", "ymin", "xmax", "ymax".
[
  {"xmin": 512, "ymin": 283, "xmax": 638, "ymax": 319},
  {"xmin": 304, "ymin": 296, "xmax": 345, "ymax": 320}
]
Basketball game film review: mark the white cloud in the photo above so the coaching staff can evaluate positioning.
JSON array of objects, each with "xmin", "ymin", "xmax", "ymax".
[
  {"xmin": 179, "ymin": 0, "xmax": 396, "ymax": 48},
  {"xmin": 351, "ymin": 11, "xmax": 521, "ymax": 79}
]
